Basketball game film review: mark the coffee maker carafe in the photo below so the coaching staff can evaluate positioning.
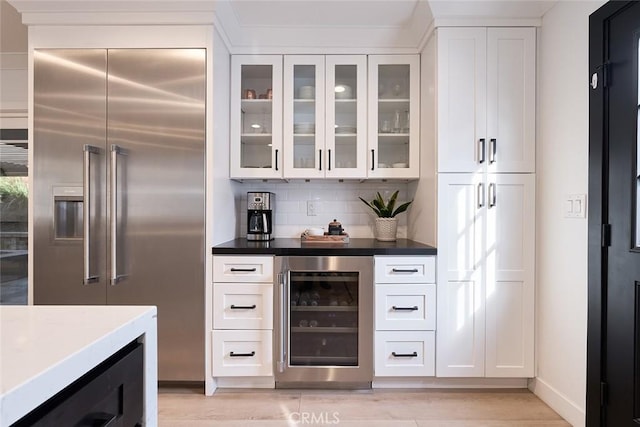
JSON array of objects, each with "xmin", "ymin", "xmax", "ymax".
[{"xmin": 247, "ymin": 192, "xmax": 274, "ymax": 241}]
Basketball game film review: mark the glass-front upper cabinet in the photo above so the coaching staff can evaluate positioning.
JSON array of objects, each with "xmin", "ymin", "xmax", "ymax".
[
  {"xmin": 367, "ymin": 55, "xmax": 420, "ymax": 179},
  {"xmin": 230, "ymin": 55, "xmax": 283, "ymax": 179},
  {"xmin": 283, "ymin": 55, "xmax": 367, "ymax": 179}
]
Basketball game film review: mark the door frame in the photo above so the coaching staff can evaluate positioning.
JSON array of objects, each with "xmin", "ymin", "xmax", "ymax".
[{"xmin": 587, "ymin": 1, "xmax": 635, "ymax": 425}]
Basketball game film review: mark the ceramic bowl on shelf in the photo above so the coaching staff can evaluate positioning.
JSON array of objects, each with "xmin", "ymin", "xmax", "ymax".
[{"xmin": 392, "ymin": 162, "xmax": 408, "ymax": 168}]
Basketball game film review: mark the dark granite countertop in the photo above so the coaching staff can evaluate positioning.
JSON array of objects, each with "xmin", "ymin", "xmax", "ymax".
[{"xmin": 211, "ymin": 238, "xmax": 436, "ymax": 256}]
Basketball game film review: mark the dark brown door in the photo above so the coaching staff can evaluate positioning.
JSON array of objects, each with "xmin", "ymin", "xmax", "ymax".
[{"xmin": 589, "ymin": 2, "xmax": 640, "ymax": 425}]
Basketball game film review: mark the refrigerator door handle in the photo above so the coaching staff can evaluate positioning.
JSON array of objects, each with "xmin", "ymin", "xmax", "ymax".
[
  {"xmin": 83, "ymin": 145, "xmax": 100, "ymax": 285},
  {"xmin": 110, "ymin": 144, "xmax": 128, "ymax": 285}
]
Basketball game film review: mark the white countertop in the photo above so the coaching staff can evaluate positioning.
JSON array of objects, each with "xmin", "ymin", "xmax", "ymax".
[{"xmin": 0, "ymin": 305, "xmax": 158, "ymax": 426}]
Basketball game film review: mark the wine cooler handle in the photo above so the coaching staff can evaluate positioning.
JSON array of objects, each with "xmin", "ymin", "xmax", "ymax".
[
  {"xmin": 83, "ymin": 145, "xmax": 100, "ymax": 285},
  {"xmin": 278, "ymin": 271, "xmax": 288, "ymax": 373}
]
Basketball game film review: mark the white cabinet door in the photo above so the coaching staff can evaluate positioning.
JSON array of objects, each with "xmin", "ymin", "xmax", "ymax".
[
  {"xmin": 374, "ymin": 256, "xmax": 436, "ymax": 284},
  {"xmin": 436, "ymin": 173, "xmax": 486, "ymax": 377},
  {"xmin": 485, "ymin": 174, "xmax": 535, "ymax": 377},
  {"xmin": 375, "ymin": 284, "xmax": 436, "ymax": 331},
  {"xmin": 213, "ymin": 283, "xmax": 274, "ymax": 330},
  {"xmin": 367, "ymin": 55, "xmax": 420, "ymax": 179},
  {"xmin": 283, "ymin": 55, "xmax": 326, "ymax": 178},
  {"xmin": 486, "ymin": 28, "xmax": 536, "ymax": 173},
  {"xmin": 230, "ymin": 55, "xmax": 283, "ymax": 179},
  {"xmin": 437, "ymin": 27, "xmax": 536, "ymax": 174},
  {"xmin": 325, "ymin": 55, "xmax": 368, "ymax": 179},
  {"xmin": 437, "ymin": 28, "xmax": 487, "ymax": 174},
  {"xmin": 375, "ymin": 331, "xmax": 435, "ymax": 377},
  {"xmin": 212, "ymin": 330, "xmax": 273, "ymax": 377}
]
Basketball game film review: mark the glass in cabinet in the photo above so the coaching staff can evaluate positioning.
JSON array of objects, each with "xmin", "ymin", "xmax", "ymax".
[
  {"xmin": 367, "ymin": 55, "xmax": 420, "ymax": 179},
  {"xmin": 283, "ymin": 55, "xmax": 367, "ymax": 179},
  {"xmin": 230, "ymin": 55, "xmax": 283, "ymax": 179}
]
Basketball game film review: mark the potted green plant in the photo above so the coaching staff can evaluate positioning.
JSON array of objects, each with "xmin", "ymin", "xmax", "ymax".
[{"xmin": 359, "ymin": 190, "xmax": 413, "ymax": 241}]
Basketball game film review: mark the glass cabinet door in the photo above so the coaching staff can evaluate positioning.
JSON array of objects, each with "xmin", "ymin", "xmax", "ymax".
[
  {"xmin": 325, "ymin": 55, "xmax": 367, "ymax": 178},
  {"xmin": 230, "ymin": 55, "xmax": 283, "ymax": 179},
  {"xmin": 368, "ymin": 55, "xmax": 420, "ymax": 179},
  {"xmin": 283, "ymin": 56, "xmax": 325, "ymax": 179},
  {"xmin": 288, "ymin": 271, "xmax": 360, "ymax": 366}
]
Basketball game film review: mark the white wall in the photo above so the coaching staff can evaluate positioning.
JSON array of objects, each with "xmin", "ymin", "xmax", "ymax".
[
  {"xmin": 211, "ymin": 26, "xmax": 242, "ymax": 244},
  {"xmin": 408, "ymin": 31, "xmax": 437, "ymax": 246},
  {"xmin": 234, "ymin": 181, "xmax": 411, "ymax": 238},
  {"xmin": 532, "ymin": 2, "xmax": 605, "ymax": 425}
]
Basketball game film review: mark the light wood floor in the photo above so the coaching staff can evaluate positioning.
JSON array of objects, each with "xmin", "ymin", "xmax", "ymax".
[{"xmin": 158, "ymin": 388, "xmax": 571, "ymax": 426}]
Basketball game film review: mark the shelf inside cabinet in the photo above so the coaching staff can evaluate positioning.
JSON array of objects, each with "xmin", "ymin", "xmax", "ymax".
[
  {"xmin": 378, "ymin": 133, "xmax": 410, "ymax": 144},
  {"xmin": 291, "ymin": 306, "xmax": 358, "ymax": 312},
  {"xmin": 241, "ymin": 134, "xmax": 273, "ymax": 145},
  {"xmin": 291, "ymin": 327, "xmax": 358, "ymax": 334},
  {"xmin": 377, "ymin": 99, "xmax": 410, "ymax": 113},
  {"xmin": 241, "ymin": 99, "xmax": 272, "ymax": 114}
]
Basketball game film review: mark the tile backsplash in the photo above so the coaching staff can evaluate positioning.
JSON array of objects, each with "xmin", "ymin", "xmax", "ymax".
[{"xmin": 237, "ymin": 181, "xmax": 411, "ymax": 238}]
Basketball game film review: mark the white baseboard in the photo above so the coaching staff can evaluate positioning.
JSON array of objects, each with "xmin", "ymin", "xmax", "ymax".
[
  {"xmin": 529, "ymin": 377, "xmax": 583, "ymax": 426},
  {"xmin": 373, "ymin": 377, "xmax": 528, "ymax": 389},
  {"xmin": 214, "ymin": 377, "xmax": 275, "ymax": 389}
]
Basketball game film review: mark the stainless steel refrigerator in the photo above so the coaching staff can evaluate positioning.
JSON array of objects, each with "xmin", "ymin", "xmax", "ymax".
[{"xmin": 33, "ymin": 49, "xmax": 206, "ymax": 382}]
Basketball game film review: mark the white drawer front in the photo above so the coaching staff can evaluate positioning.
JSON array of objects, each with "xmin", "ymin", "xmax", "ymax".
[
  {"xmin": 374, "ymin": 256, "xmax": 435, "ymax": 283},
  {"xmin": 213, "ymin": 283, "xmax": 273, "ymax": 330},
  {"xmin": 213, "ymin": 255, "xmax": 273, "ymax": 283},
  {"xmin": 374, "ymin": 331, "xmax": 435, "ymax": 377},
  {"xmin": 212, "ymin": 330, "xmax": 273, "ymax": 377},
  {"xmin": 375, "ymin": 284, "xmax": 436, "ymax": 330}
]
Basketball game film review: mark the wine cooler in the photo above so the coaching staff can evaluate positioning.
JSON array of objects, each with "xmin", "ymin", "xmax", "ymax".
[{"xmin": 274, "ymin": 256, "xmax": 373, "ymax": 388}]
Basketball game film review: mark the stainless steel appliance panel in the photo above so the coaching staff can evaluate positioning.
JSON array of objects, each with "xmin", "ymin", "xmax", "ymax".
[
  {"xmin": 34, "ymin": 50, "xmax": 108, "ymax": 304},
  {"xmin": 275, "ymin": 256, "xmax": 373, "ymax": 387},
  {"xmin": 105, "ymin": 49, "xmax": 206, "ymax": 381},
  {"xmin": 33, "ymin": 49, "xmax": 206, "ymax": 382}
]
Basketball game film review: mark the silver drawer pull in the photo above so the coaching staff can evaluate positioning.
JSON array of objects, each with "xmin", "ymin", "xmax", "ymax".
[
  {"xmin": 392, "ymin": 306, "xmax": 419, "ymax": 311},
  {"xmin": 230, "ymin": 267, "xmax": 257, "ymax": 272},
  {"xmin": 229, "ymin": 351, "xmax": 256, "ymax": 357},
  {"xmin": 391, "ymin": 268, "xmax": 419, "ymax": 273},
  {"xmin": 392, "ymin": 351, "xmax": 418, "ymax": 358},
  {"xmin": 230, "ymin": 304, "xmax": 257, "ymax": 310}
]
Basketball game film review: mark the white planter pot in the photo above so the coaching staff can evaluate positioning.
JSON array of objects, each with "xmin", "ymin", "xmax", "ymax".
[{"xmin": 375, "ymin": 217, "xmax": 398, "ymax": 241}]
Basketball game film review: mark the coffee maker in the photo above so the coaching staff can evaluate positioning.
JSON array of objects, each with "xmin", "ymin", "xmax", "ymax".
[{"xmin": 247, "ymin": 192, "xmax": 275, "ymax": 241}]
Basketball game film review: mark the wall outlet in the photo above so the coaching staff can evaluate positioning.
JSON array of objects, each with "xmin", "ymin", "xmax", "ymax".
[{"xmin": 307, "ymin": 200, "xmax": 318, "ymax": 216}]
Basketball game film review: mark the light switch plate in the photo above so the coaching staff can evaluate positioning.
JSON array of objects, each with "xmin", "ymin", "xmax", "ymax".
[{"xmin": 565, "ymin": 194, "xmax": 587, "ymax": 218}]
